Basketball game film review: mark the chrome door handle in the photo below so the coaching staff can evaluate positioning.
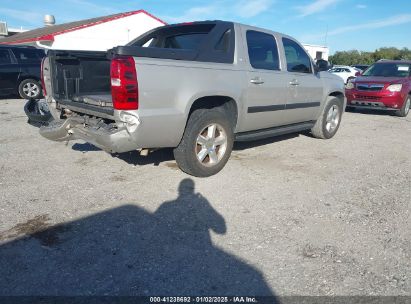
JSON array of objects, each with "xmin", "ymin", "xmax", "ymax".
[
  {"xmin": 250, "ymin": 78, "xmax": 264, "ymax": 85},
  {"xmin": 289, "ymin": 79, "xmax": 299, "ymax": 86}
]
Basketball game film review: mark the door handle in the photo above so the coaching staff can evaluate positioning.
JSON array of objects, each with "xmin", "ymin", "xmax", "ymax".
[
  {"xmin": 250, "ymin": 78, "xmax": 264, "ymax": 85},
  {"xmin": 289, "ymin": 79, "xmax": 299, "ymax": 86}
]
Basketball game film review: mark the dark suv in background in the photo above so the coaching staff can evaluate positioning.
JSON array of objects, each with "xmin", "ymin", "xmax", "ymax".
[{"xmin": 0, "ymin": 45, "xmax": 45, "ymax": 99}]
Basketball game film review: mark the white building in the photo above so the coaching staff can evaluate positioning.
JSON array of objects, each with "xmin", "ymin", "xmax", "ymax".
[
  {"xmin": 0, "ymin": 21, "xmax": 27, "ymax": 38},
  {"xmin": 0, "ymin": 10, "xmax": 165, "ymax": 51},
  {"xmin": 302, "ymin": 43, "xmax": 329, "ymax": 61}
]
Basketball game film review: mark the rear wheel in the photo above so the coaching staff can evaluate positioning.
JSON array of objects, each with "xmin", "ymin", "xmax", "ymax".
[
  {"xmin": 395, "ymin": 95, "xmax": 410, "ymax": 117},
  {"xmin": 311, "ymin": 97, "xmax": 343, "ymax": 139},
  {"xmin": 18, "ymin": 79, "xmax": 42, "ymax": 99},
  {"xmin": 174, "ymin": 108, "xmax": 234, "ymax": 177}
]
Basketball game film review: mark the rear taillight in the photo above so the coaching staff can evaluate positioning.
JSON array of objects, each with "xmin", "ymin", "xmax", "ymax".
[
  {"xmin": 110, "ymin": 56, "xmax": 138, "ymax": 110},
  {"xmin": 40, "ymin": 57, "xmax": 47, "ymax": 96}
]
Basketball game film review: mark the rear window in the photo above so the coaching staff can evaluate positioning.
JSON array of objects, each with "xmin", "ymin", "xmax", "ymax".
[
  {"xmin": 12, "ymin": 48, "xmax": 44, "ymax": 63},
  {"xmin": 131, "ymin": 24, "xmax": 215, "ymax": 50},
  {"xmin": 362, "ymin": 63, "xmax": 411, "ymax": 77},
  {"xmin": 164, "ymin": 33, "xmax": 208, "ymax": 50}
]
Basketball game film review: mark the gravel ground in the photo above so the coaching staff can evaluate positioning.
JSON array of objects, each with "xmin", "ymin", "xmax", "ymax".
[{"xmin": 0, "ymin": 98, "xmax": 410, "ymax": 297}]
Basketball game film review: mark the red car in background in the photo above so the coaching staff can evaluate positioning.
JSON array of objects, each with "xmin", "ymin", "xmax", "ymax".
[{"xmin": 345, "ymin": 60, "xmax": 411, "ymax": 117}]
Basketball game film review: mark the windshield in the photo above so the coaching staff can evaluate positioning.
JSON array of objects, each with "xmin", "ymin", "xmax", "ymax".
[{"xmin": 362, "ymin": 63, "xmax": 411, "ymax": 77}]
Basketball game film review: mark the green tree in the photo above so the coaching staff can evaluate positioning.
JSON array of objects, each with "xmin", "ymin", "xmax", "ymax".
[
  {"xmin": 329, "ymin": 47, "xmax": 411, "ymax": 65},
  {"xmin": 399, "ymin": 48, "xmax": 411, "ymax": 60},
  {"xmin": 373, "ymin": 47, "xmax": 401, "ymax": 61}
]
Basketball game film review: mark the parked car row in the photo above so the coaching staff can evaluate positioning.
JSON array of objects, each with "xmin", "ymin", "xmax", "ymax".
[
  {"xmin": 328, "ymin": 65, "xmax": 361, "ymax": 83},
  {"xmin": 351, "ymin": 64, "xmax": 369, "ymax": 72},
  {"xmin": 0, "ymin": 45, "xmax": 45, "ymax": 99}
]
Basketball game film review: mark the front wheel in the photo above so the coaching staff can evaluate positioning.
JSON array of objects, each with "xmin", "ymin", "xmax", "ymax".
[
  {"xmin": 395, "ymin": 95, "xmax": 410, "ymax": 117},
  {"xmin": 174, "ymin": 108, "xmax": 234, "ymax": 177},
  {"xmin": 311, "ymin": 97, "xmax": 343, "ymax": 139}
]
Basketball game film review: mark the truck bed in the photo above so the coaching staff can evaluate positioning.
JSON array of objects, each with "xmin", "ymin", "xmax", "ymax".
[{"xmin": 48, "ymin": 50, "xmax": 111, "ymax": 109}]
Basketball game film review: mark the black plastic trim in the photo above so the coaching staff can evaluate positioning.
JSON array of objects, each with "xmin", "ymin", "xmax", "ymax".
[
  {"xmin": 248, "ymin": 104, "xmax": 285, "ymax": 113},
  {"xmin": 286, "ymin": 102, "xmax": 320, "ymax": 109},
  {"xmin": 248, "ymin": 101, "xmax": 320, "ymax": 113},
  {"xmin": 346, "ymin": 105, "xmax": 396, "ymax": 111},
  {"xmin": 235, "ymin": 121, "xmax": 315, "ymax": 142},
  {"xmin": 113, "ymin": 47, "xmax": 198, "ymax": 61}
]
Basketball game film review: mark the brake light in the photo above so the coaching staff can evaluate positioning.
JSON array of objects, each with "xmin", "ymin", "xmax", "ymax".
[
  {"xmin": 110, "ymin": 56, "xmax": 138, "ymax": 110},
  {"xmin": 40, "ymin": 57, "xmax": 47, "ymax": 96}
]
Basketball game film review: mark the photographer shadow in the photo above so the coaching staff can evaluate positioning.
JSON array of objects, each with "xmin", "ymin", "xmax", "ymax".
[{"xmin": 0, "ymin": 179, "xmax": 276, "ymax": 298}]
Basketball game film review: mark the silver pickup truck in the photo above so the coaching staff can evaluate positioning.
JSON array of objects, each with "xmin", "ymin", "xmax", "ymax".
[{"xmin": 39, "ymin": 21, "xmax": 345, "ymax": 177}]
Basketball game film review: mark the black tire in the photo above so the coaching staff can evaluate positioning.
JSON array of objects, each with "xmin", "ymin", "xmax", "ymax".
[
  {"xmin": 311, "ymin": 97, "xmax": 343, "ymax": 139},
  {"xmin": 174, "ymin": 108, "xmax": 234, "ymax": 177},
  {"xmin": 18, "ymin": 79, "xmax": 42, "ymax": 99},
  {"xmin": 395, "ymin": 95, "xmax": 410, "ymax": 117},
  {"xmin": 24, "ymin": 99, "xmax": 52, "ymax": 126}
]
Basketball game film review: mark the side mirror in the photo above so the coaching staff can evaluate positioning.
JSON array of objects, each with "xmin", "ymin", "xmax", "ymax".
[
  {"xmin": 355, "ymin": 71, "xmax": 361, "ymax": 77},
  {"xmin": 315, "ymin": 59, "xmax": 332, "ymax": 73}
]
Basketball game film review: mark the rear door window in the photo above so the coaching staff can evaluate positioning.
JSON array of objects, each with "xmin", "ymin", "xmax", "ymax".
[
  {"xmin": 246, "ymin": 30, "xmax": 280, "ymax": 70},
  {"xmin": 0, "ymin": 49, "xmax": 13, "ymax": 64},
  {"xmin": 282, "ymin": 38, "xmax": 312, "ymax": 73}
]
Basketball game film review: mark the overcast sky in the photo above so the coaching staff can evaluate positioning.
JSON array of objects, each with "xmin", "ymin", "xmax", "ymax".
[{"xmin": 1, "ymin": 0, "xmax": 411, "ymax": 53}]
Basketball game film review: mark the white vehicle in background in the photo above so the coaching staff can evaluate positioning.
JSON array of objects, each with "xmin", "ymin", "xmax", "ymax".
[{"xmin": 329, "ymin": 66, "xmax": 360, "ymax": 83}]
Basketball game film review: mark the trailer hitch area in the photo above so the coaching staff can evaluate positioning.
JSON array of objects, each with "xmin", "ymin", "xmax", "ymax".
[{"xmin": 39, "ymin": 117, "xmax": 83, "ymax": 142}]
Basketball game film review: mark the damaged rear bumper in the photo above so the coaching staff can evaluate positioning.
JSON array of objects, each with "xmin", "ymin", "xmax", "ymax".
[{"xmin": 39, "ymin": 117, "xmax": 140, "ymax": 153}]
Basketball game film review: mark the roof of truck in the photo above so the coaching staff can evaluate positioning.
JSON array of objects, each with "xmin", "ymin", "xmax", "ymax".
[{"xmin": 0, "ymin": 10, "xmax": 166, "ymax": 45}]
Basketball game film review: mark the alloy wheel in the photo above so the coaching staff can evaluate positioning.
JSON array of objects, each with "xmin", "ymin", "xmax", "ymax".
[
  {"xmin": 23, "ymin": 82, "xmax": 40, "ymax": 98},
  {"xmin": 325, "ymin": 105, "xmax": 340, "ymax": 133},
  {"xmin": 195, "ymin": 123, "xmax": 228, "ymax": 167}
]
